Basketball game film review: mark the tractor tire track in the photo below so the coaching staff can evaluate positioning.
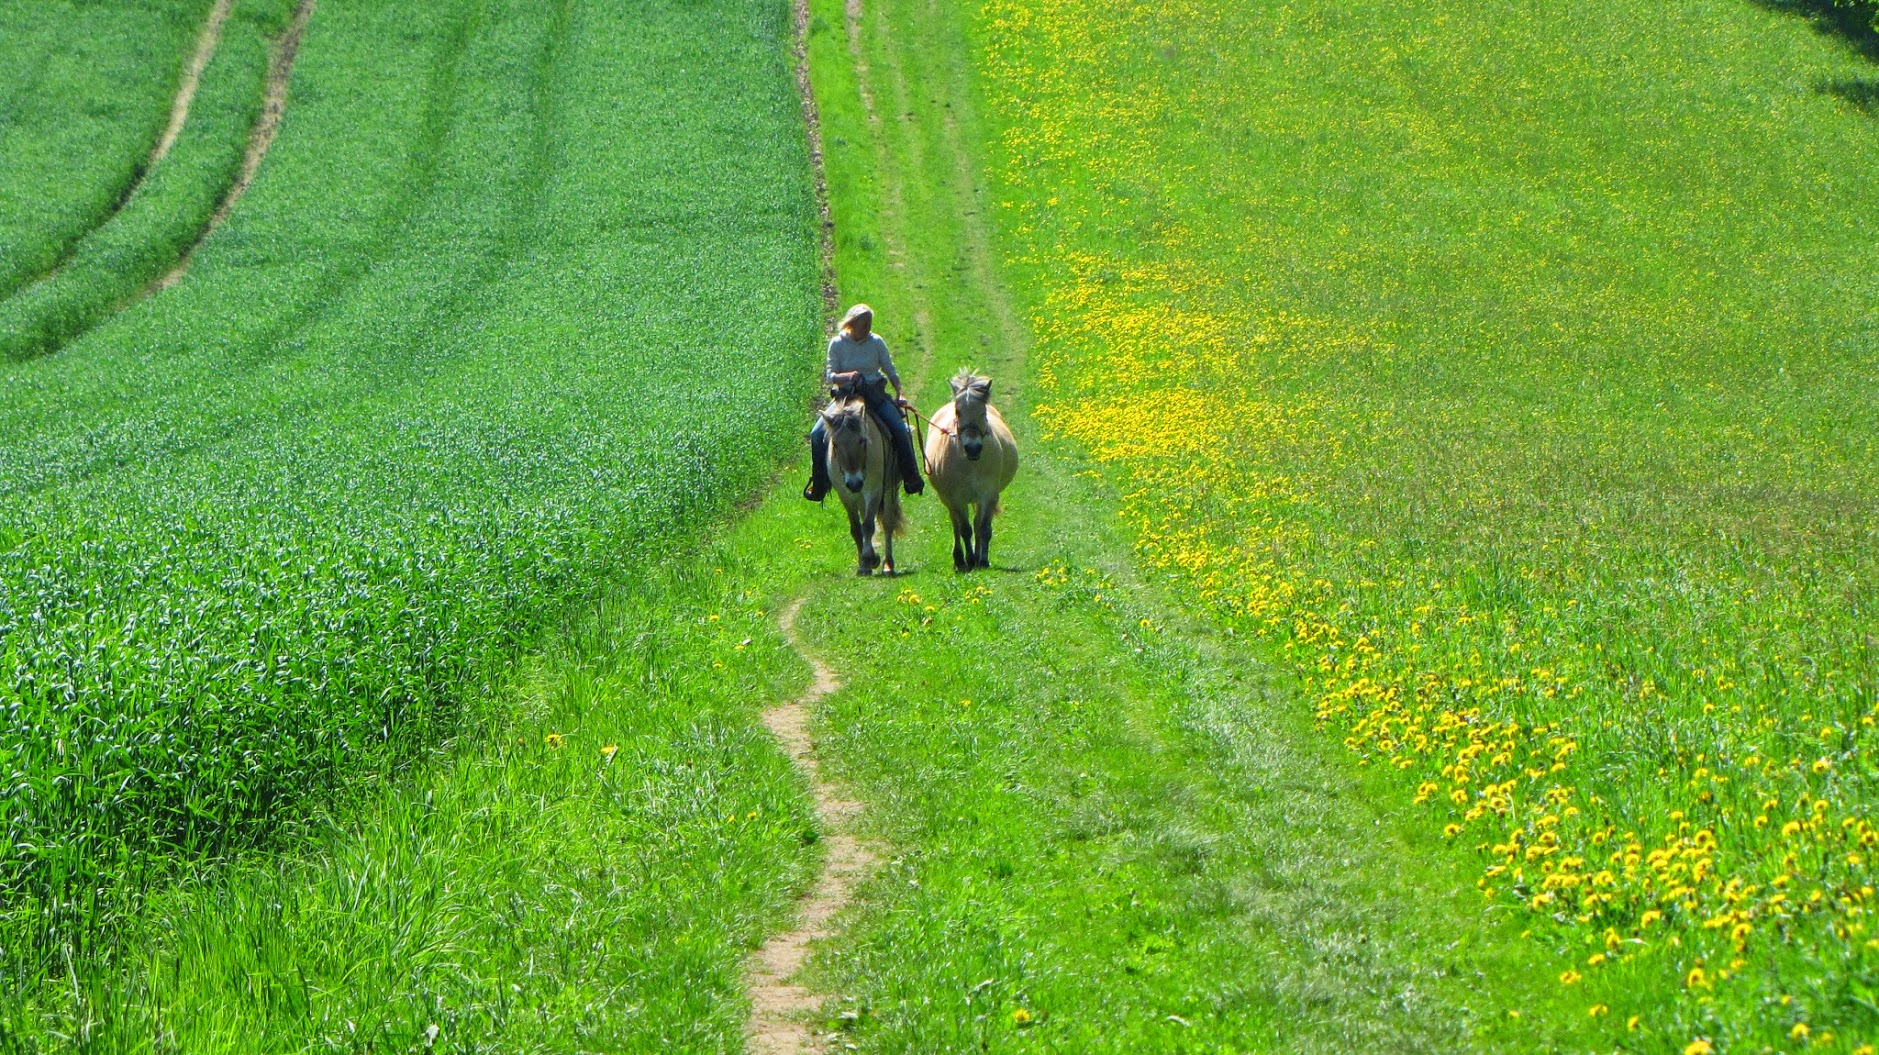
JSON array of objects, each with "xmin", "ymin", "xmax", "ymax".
[
  {"xmin": 843, "ymin": 0, "xmax": 937, "ymax": 391},
  {"xmin": 743, "ymin": 597, "xmax": 877, "ymax": 1055},
  {"xmin": 11, "ymin": 0, "xmax": 234, "ymax": 295},
  {"xmin": 151, "ymin": 0, "xmax": 317, "ymax": 293},
  {"xmin": 792, "ymin": 0, "xmax": 839, "ymax": 326},
  {"xmin": 150, "ymin": 0, "xmax": 238, "ymax": 168}
]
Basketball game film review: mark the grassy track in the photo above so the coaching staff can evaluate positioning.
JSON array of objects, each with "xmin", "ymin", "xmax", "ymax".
[{"xmin": 0, "ymin": 0, "xmax": 211, "ymax": 298}]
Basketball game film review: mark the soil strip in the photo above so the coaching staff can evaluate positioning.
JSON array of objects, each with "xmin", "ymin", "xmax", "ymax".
[
  {"xmin": 151, "ymin": 0, "xmax": 238, "ymax": 167},
  {"xmin": 150, "ymin": 0, "xmax": 317, "ymax": 293},
  {"xmin": 744, "ymin": 598, "xmax": 877, "ymax": 1054},
  {"xmin": 792, "ymin": 0, "xmax": 840, "ymax": 326},
  {"xmin": 11, "ymin": 0, "xmax": 234, "ymax": 295}
]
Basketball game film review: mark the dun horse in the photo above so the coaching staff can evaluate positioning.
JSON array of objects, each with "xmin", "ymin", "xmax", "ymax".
[
  {"xmin": 924, "ymin": 369, "xmax": 1018, "ymax": 571},
  {"xmin": 822, "ymin": 394, "xmax": 906, "ymax": 575}
]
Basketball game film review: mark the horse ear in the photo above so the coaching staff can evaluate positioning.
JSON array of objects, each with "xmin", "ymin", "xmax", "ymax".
[{"xmin": 974, "ymin": 378, "xmax": 992, "ymax": 400}]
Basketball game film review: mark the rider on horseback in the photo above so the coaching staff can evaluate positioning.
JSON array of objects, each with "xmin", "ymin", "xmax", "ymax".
[{"xmin": 804, "ymin": 304, "xmax": 924, "ymax": 501}]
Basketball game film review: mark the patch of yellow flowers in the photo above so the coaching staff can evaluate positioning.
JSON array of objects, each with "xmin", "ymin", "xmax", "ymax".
[{"xmin": 981, "ymin": 0, "xmax": 1878, "ymax": 1029}]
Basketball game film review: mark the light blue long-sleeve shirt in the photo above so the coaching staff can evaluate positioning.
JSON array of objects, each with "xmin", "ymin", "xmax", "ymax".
[{"xmin": 826, "ymin": 333, "xmax": 900, "ymax": 389}]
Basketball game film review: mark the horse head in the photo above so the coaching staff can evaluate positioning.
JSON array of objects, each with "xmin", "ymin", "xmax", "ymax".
[
  {"xmin": 822, "ymin": 399, "xmax": 873, "ymax": 493},
  {"xmin": 948, "ymin": 369, "xmax": 994, "ymax": 461}
]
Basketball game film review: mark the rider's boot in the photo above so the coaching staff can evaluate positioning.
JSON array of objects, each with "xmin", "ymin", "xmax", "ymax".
[
  {"xmin": 804, "ymin": 432, "xmax": 832, "ymax": 502},
  {"xmin": 893, "ymin": 432, "xmax": 924, "ymax": 496}
]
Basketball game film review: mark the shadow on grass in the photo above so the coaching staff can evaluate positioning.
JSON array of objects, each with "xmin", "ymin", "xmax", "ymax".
[
  {"xmin": 1753, "ymin": 0, "xmax": 1879, "ymax": 61},
  {"xmin": 1819, "ymin": 74, "xmax": 1879, "ymax": 109}
]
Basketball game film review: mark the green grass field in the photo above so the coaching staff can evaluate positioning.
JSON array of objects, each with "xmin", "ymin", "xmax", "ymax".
[
  {"xmin": 2, "ymin": 0, "xmax": 1875, "ymax": 1050},
  {"xmin": 0, "ymin": 0, "xmax": 820, "ymax": 1034},
  {"xmin": 0, "ymin": 0, "xmax": 293, "ymax": 361}
]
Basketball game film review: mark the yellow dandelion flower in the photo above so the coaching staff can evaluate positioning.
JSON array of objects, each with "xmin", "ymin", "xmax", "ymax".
[
  {"xmin": 1588, "ymin": 1004, "xmax": 1609, "ymax": 1017},
  {"xmin": 1790, "ymin": 1023, "xmax": 1810, "ymax": 1040},
  {"xmin": 1559, "ymin": 969, "xmax": 1582, "ymax": 986},
  {"xmin": 1011, "ymin": 1008, "xmax": 1032, "ymax": 1026},
  {"xmin": 600, "ymin": 743, "xmax": 619, "ymax": 761},
  {"xmin": 1683, "ymin": 1041, "xmax": 1714, "ymax": 1055},
  {"xmin": 1628, "ymin": 1015, "xmax": 1641, "ymax": 1031},
  {"xmin": 1814, "ymin": 758, "xmax": 1833, "ymax": 774},
  {"xmin": 545, "ymin": 733, "xmax": 566, "ymax": 749}
]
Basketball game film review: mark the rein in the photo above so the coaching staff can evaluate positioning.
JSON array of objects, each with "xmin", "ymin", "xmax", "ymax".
[{"xmin": 903, "ymin": 403, "xmax": 955, "ymax": 477}]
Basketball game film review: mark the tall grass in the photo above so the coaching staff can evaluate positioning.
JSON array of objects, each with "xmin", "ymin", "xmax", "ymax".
[
  {"xmin": 975, "ymin": 0, "xmax": 1879, "ymax": 1048},
  {"xmin": 10, "ymin": 543, "xmax": 821, "ymax": 1050},
  {"xmin": 0, "ymin": 0, "xmax": 820, "ymax": 999}
]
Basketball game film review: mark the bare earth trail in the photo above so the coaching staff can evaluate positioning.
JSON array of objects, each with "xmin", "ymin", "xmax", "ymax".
[
  {"xmin": 15, "ymin": 0, "xmax": 236, "ymax": 293},
  {"xmin": 150, "ymin": 0, "xmax": 238, "ymax": 168},
  {"xmin": 152, "ymin": 0, "xmax": 317, "ymax": 292},
  {"xmin": 743, "ymin": 598, "xmax": 879, "ymax": 1054}
]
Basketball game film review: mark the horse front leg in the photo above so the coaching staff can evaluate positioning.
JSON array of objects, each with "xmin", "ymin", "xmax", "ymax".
[
  {"xmin": 848, "ymin": 505, "xmax": 871, "ymax": 576},
  {"xmin": 859, "ymin": 498, "xmax": 881, "ymax": 575},
  {"xmin": 973, "ymin": 498, "xmax": 995, "ymax": 569},
  {"xmin": 948, "ymin": 505, "xmax": 971, "ymax": 572},
  {"xmin": 882, "ymin": 496, "xmax": 897, "ymax": 576}
]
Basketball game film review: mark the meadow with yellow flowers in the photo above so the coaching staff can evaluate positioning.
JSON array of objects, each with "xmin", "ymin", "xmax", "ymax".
[{"xmin": 975, "ymin": 0, "xmax": 1879, "ymax": 1048}]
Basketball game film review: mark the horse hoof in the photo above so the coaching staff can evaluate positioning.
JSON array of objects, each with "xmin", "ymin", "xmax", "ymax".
[{"xmin": 857, "ymin": 567, "xmax": 873, "ymax": 577}]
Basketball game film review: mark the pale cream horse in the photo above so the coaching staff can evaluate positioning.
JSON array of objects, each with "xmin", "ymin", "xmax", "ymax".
[
  {"xmin": 822, "ymin": 393, "xmax": 906, "ymax": 575},
  {"xmin": 924, "ymin": 369, "xmax": 1018, "ymax": 571}
]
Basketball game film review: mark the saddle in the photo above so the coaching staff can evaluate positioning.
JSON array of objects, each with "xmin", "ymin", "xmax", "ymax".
[{"xmin": 828, "ymin": 377, "xmax": 903, "ymax": 431}]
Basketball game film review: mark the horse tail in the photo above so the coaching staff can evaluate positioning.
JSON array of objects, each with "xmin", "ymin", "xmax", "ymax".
[{"xmin": 879, "ymin": 414, "xmax": 908, "ymax": 537}]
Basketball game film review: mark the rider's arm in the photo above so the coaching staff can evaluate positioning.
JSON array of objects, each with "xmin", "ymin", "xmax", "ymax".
[{"xmin": 877, "ymin": 337, "xmax": 903, "ymax": 396}]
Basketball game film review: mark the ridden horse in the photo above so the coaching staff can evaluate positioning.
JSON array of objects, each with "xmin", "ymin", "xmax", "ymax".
[
  {"xmin": 924, "ymin": 369, "xmax": 1018, "ymax": 571},
  {"xmin": 822, "ymin": 393, "xmax": 906, "ymax": 576}
]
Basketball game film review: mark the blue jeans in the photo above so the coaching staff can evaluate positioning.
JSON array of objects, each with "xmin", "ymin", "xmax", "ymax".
[{"xmin": 810, "ymin": 385, "xmax": 919, "ymax": 487}]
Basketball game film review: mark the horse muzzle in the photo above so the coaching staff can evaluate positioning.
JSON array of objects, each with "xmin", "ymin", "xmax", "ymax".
[
  {"xmin": 843, "ymin": 473, "xmax": 866, "ymax": 493},
  {"xmin": 963, "ymin": 442, "xmax": 984, "ymax": 461}
]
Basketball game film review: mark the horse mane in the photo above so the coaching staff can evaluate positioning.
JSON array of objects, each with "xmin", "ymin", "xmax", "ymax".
[
  {"xmin": 950, "ymin": 367, "xmax": 991, "ymax": 403},
  {"xmin": 822, "ymin": 394, "xmax": 869, "ymax": 430}
]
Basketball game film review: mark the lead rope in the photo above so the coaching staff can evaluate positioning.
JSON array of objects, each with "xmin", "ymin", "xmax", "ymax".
[
  {"xmin": 903, "ymin": 403, "xmax": 950, "ymax": 477},
  {"xmin": 905, "ymin": 405, "xmax": 932, "ymax": 476}
]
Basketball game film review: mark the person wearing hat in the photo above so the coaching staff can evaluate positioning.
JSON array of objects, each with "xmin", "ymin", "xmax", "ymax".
[{"xmin": 805, "ymin": 303, "xmax": 925, "ymax": 501}]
